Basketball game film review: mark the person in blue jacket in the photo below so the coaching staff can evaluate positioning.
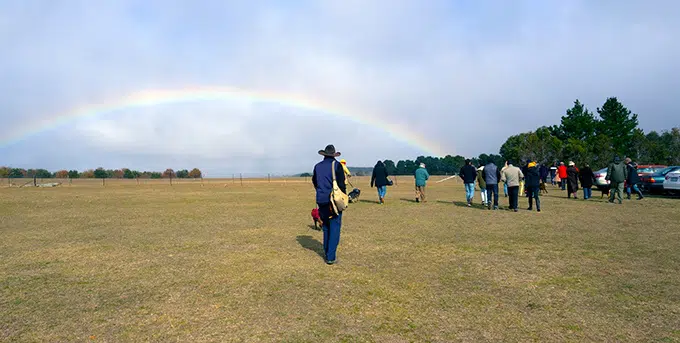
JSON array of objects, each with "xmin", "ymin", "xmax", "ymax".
[{"xmin": 312, "ymin": 144, "xmax": 346, "ymax": 265}]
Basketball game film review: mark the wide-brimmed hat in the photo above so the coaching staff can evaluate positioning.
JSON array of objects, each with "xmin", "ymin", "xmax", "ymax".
[{"xmin": 318, "ymin": 144, "xmax": 341, "ymax": 157}]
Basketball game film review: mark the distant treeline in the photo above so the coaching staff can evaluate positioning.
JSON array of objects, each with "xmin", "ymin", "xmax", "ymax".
[
  {"xmin": 301, "ymin": 97, "xmax": 680, "ymax": 176},
  {"xmin": 0, "ymin": 167, "xmax": 203, "ymax": 179}
]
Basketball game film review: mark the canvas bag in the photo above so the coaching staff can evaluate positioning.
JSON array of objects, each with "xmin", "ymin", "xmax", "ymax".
[{"xmin": 330, "ymin": 160, "xmax": 349, "ymax": 213}]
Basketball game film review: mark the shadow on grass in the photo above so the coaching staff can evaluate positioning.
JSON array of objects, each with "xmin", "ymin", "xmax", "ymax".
[
  {"xmin": 399, "ymin": 198, "xmax": 419, "ymax": 203},
  {"xmin": 358, "ymin": 199, "xmax": 380, "ymax": 204},
  {"xmin": 436, "ymin": 200, "xmax": 490, "ymax": 210},
  {"xmin": 296, "ymin": 235, "xmax": 325, "ymax": 259}
]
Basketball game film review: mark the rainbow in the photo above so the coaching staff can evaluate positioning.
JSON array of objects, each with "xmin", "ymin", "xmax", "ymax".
[{"xmin": 0, "ymin": 86, "xmax": 448, "ymax": 156}]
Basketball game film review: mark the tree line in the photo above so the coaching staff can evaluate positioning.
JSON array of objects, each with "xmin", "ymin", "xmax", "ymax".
[
  {"xmin": 359, "ymin": 97, "xmax": 678, "ymax": 175},
  {"xmin": 0, "ymin": 167, "xmax": 203, "ymax": 179}
]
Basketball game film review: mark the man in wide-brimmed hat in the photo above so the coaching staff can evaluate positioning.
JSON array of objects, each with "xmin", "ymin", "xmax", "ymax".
[{"xmin": 312, "ymin": 144, "xmax": 346, "ymax": 265}]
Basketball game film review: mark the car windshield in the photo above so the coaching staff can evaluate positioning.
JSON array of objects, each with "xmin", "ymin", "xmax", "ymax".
[
  {"xmin": 596, "ymin": 168, "xmax": 607, "ymax": 174},
  {"xmin": 661, "ymin": 167, "xmax": 680, "ymax": 175},
  {"xmin": 637, "ymin": 167, "xmax": 659, "ymax": 173}
]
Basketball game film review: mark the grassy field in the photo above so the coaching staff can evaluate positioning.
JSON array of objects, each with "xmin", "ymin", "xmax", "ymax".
[{"xmin": 1, "ymin": 176, "xmax": 679, "ymax": 342}]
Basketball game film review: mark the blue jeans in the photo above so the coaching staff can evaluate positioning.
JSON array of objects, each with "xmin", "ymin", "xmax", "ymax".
[
  {"xmin": 486, "ymin": 184, "xmax": 499, "ymax": 208},
  {"xmin": 318, "ymin": 204, "xmax": 342, "ymax": 262},
  {"xmin": 583, "ymin": 187, "xmax": 592, "ymax": 199},
  {"xmin": 377, "ymin": 185, "xmax": 387, "ymax": 199},
  {"xmin": 626, "ymin": 183, "xmax": 643, "ymax": 198},
  {"xmin": 465, "ymin": 183, "xmax": 475, "ymax": 203},
  {"xmin": 503, "ymin": 182, "xmax": 508, "ymax": 196}
]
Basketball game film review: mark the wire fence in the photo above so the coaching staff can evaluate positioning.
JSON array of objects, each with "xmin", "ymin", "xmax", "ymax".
[{"xmin": 1, "ymin": 175, "xmax": 459, "ymax": 188}]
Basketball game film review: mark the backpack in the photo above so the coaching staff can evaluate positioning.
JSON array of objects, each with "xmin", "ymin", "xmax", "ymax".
[{"xmin": 330, "ymin": 160, "xmax": 349, "ymax": 214}]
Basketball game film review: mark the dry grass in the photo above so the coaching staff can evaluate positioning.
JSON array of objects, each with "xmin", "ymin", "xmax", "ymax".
[{"xmin": 1, "ymin": 177, "xmax": 679, "ymax": 342}]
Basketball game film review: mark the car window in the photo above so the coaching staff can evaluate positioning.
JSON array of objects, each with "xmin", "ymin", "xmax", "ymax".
[
  {"xmin": 663, "ymin": 167, "xmax": 680, "ymax": 175},
  {"xmin": 637, "ymin": 168, "xmax": 656, "ymax": 173}
]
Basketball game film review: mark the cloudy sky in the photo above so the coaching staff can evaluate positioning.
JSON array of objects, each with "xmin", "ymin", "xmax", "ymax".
[{"xmin": 1, "ymin": 1, "xmax": 679, "ymax": 176}]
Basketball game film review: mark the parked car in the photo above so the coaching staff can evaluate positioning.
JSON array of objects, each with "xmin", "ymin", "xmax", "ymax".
[
  {"xmin": 593, "ymin": 167, "xmax": 610, "ymax": 191},
  {"xmin": 635, "ymin": 164, "xmax": 667, "ymax": 177},
  {"xmin": 640, "ymin": 166, "xmax": 680, "ymax": 193},
  {"xmin": 663, "ymin": 170, "xmax": 680, "ymax": 195}
]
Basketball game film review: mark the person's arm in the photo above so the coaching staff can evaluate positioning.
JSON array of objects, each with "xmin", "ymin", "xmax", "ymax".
[
  {"xmin": 482, "ymin": 168, "xmax": 487, "ymax": 180},
  {"xmin": 458, "ymin": 167, "xmax": 464, "ymax": 179},
  {"xmin": 519, "ymin": 169, "xmax": 524, "ymax": 180},
  {"xmin": 497, "ymin": 169, "xmax": 501, "ymax": 181},
  {"xmin": 371, "ymin": 169, "xmax": 376, "ymax": 188},
  {"xmin": 336, "ymin": 163, "xmax": 346, "ymax": 194},
  {"xmin": 312, "ymin": 167, "xmax": 318, "ymax": 189},
  {"xmin": 605, "ymin": 165, "xmax": 612, "ymax": 181}
]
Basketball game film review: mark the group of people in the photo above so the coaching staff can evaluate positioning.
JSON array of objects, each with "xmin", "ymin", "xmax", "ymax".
[{"xmin": 312, "ymin": 144, "xmax": 644, "ymax": 265}]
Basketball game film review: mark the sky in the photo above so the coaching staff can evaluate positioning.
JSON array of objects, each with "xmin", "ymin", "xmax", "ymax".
[{"xmin": 1, "ymin": 0, "xmax": 679, "ymax": 176}]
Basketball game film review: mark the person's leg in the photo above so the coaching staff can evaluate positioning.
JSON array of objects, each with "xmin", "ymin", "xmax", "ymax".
[
  {"xmin": 486, "ymin": 186, "xmax": 492, "ymax": 209},
  {"xmin": 527, "ymin": 186, "xmax": 534, "ymax": 210},
  {"xmin": 480, "ymin": 186, "xmax": 487, "ymax": 204},
  {"xmin": 493, "ymin": 184, "xmax": 499, "ymax": 208},
  {"xmin": 508, "ymin": 186, "xmax": 518, "ymax": 210},
  {"xmin": 421, "ymin": 186, "xmax": 426, "ymax": 202},
  {"xmin": 616, "ymin": 183, "xmax": 624, "ymax": 204},
  {"xmin": 504, "ymin": 182, "xmax": 508, "ymax": 197},
  {"xmin": 609, "ymin": 183, "xmax": 616, "ymax": 203},
  {"xmin": 318, "ymin": 204, "xmax": 332, "ymax": 259},
  {"xmin": 626, "ymin": 185, "xmax": 632, "ymax": 199},
  {"xmin": 534, "ymin": 187, "xmax": 541, "ymax": 211},
  {"xmin": 633, "ymin": 183, "xmax": 644, "ymax": 199},
  {"xmin": 469, "ymin": 183, "xmax": 475, "ymax": 203},
  {"xmin": 325, "ymin": 212, "xmax": 342, "ymax": 263},
  {"xmin": 415, "ymin": 185, "xmax": 420, "ymax": 202}
]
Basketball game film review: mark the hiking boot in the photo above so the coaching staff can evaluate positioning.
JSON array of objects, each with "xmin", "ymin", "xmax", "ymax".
[
  {"xmin": 493, "ymin": 206, "xmax": 498, "ymax": 210},
  {"xmin": 513, "ymin": 209, "xmax": 518, "ymax": 212},
  {"xmin": 527, "ymin": 207, "xmax": 532, "ymax": 211},
  {"xmin": 537, "ymin": 209, "xmax": 541, "ymax": 212},
  {"xmin": 415, "ymin": 198, "xmax": 420, "ymax": 203}
]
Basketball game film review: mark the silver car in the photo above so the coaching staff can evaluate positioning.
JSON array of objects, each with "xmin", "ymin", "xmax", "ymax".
[{"xmin": 593, "ymin": 167, "xmax": 610, "ymax": 190}]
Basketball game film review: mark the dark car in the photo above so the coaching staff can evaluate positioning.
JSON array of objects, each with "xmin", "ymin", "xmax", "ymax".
[{"xmin": 640, "ymin": 166, "xmax": 680, "ymax": 193}]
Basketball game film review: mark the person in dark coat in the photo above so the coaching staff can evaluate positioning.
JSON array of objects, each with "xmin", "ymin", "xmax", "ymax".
[
  {"xmin": 579, "ymin": 163, "xmax": 596, "ymax": 200},
  {"xmin": 539, "ymin": 164, "xmax": 549, "ymax": 184},
  {"xmin": 566, "ymin": 161, "xmax": 580, "ymax": 199},
  {"xmin": 624, "ymin": 158, "xmax": 644, "ymax": 200},
  {"xmin": 312, "ymin": 144, "xmax": 346, "ymax": 265},
  {"xmin": 370, "ymin": 160, "xmax": 390, "ymax": 204},
  {"xmin": 524, "ymin": 161, "xmax": 541, "ymax": 212},
  {"xmin": 459, "ymin": 159, "xmax": 478, "ymax": 206}
]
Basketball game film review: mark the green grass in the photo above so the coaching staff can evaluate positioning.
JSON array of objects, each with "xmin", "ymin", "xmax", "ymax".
[{"xmin": 1, "ymin": 177, "xmax": 679, "ymax": 342}]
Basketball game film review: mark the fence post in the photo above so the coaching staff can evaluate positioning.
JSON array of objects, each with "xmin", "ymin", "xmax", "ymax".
[
  {"xmin": 268, "ymin": 173, "xmax": 271, "ymax": 183},
  {"xmin": 102, "ymin": 178, "xmax": 105, "ymax": 186},
  {"xmin": 69, "ymin": 177, "xmax": 72, "ymax": 186},
  {"xmin": 240, "ymin": 173, "xmax": 243, "ymax": 186},
  {"xmin": 170, "ymin": 176, "xmax": 173, "ymax": 186}
]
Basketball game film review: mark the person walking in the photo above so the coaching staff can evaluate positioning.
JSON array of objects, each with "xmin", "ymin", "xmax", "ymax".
[
  {"xmin": 312, "ymin": 144, "xmax": 346, "ymax": 265},
  {"xmin": 606, "ymin": 156, "xmax": 628, "ymax": 204},
  {"xmin": 414, "ymin": 163, "xmax": 429, "ymax": 203},
  {"xmin": 524, "ymin": 161, "xmax": 541, "ymax": 212},
  {"xmin": 339, "ymin": 159, "xmax": 352, "ymax": 188},
  {"xmin": 501, "ymin": 161, "xmax": 509, "ymax": 197},
  {"xmin": 477, "ymin": 164, "xmax": 487, "ymax": 206},
  {"xmin": 483, "ymin": 160, "xmax": 502, "ymax": 210},
  {"xmin": 370, "ymin": 160, "xmax": 390, "ymax": 204},
  {"xmin": 550, "ymin": 163, "xmax": 558, "ymax": 185},
  {"xmin": 566, "ymin": 161, "xmax": 580, "ymax": 199},
  {"xmin": 579, "ymin": 163, "xmax": 596, "ymax": 200},
  {"xmin": 459, "ymin": 159, "xmax": 478, "ymax": 207},
  {"xmin": 624, "ymin": 158, "xmax": 644, "ymax": 200},
  {"xmin": 501, "ymin": 161, "xmax": 524, "ymax": 212},
  {"xmin": 558, "ymin": 162, "xmax": 568, "ymax": 190},
  {"xmin": 539, "ymin": 164, "xmax": 549, "ymax": 184}
]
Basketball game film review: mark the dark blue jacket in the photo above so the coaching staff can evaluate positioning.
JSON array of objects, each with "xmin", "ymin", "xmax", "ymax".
[
  {"xmin": 459, "ymin": 164, "xmax": 477, "ymax": 184},
  {"xmin": 312, "ymin": 157, "xmax": 346, "ymax": 205}
]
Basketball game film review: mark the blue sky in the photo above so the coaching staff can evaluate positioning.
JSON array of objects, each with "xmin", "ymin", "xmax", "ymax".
[{"xmin": 1, "ymin": 0, "xmax": 679, "ymax": 175}]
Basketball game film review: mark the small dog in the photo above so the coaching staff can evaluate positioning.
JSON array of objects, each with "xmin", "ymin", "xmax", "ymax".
[
  {"xmin": 311, "ymin": 208, "xmax": 323, "ymax": 230},
  {"xmin": 348, "ymin": 188, "xmax": 361, "ymax": 203},
  {"xmin": 600, "ymin": 187, "xmax": 610, "ymax": 198},
  {"xmin": 539, "ymin": 182, "xmax": 548, "ymax": 195}
]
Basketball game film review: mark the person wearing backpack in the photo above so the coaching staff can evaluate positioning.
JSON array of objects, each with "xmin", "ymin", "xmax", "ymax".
[{"xmin": 312, "ymin": 144, "xmax": 347, "ymax": 265}]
